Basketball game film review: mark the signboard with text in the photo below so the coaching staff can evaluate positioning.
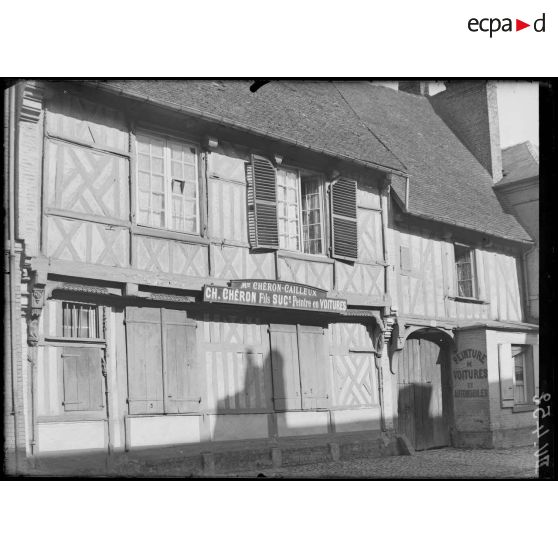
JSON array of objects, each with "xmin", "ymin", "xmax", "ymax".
[
  {"xmin": 203, "ymin": 280, "xmax": 347, "ymax": 313},
  {"xmin": 452, "ymin": 348, "xmax": 489, "ymax": 399}
]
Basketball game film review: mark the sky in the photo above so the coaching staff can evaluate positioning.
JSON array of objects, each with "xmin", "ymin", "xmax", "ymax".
[{"xmin": 496, "ymin": 81, "xmax": 539, "ymax": 149}]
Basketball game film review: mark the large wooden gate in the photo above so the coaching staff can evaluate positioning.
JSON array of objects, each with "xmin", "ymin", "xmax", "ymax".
[{"xmin": 397, "ymin": 336, "xmax": 450, "ymax": 450}]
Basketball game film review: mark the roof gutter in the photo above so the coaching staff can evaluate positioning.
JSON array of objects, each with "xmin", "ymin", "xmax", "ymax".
[{"xmin": 83, "ymin": 81, "xmax": 409, "ymax": 179}]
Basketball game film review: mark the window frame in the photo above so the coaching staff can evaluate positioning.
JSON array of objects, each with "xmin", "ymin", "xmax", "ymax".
[
  {"xmin": 134, "ymin": 130, "xmax": 202, "ymax": 236},
  {"xmin": 511, "ymin": 344, "xmax": 535, "ymax": 408},
  {"xmin": 276, "ymin": 165, "xmax": 327, "ymax": 257},
  {"xmin": 40, "ymin": 300, "xmax": 107, "ymax": 421},
  {"xmin": 454, "ymin": 243, "xmax": 478, "ymax": 300}
]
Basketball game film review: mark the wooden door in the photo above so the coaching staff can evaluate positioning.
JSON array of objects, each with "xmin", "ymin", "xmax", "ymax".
[{"xmin": 397, "ymin": 337, "xmax": 449, "ymax": 450}]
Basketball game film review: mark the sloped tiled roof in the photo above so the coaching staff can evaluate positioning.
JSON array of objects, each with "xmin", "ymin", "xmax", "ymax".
[
  {"xmin": 334, "ymin": 82, "xmax": 531, "ymax": 243},
  {"xmin": 497, "ymin": 141, "xmax": 539, "ymax": 187},
  {"xmin": 88, "ymin": 80, "xmax": 531, "ymax": 243},
  {"xmin": 90, "ymin": 80, "xmax": 404, "ymax": 174}
]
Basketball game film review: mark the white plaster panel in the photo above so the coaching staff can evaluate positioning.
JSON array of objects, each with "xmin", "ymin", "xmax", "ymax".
[
  {"xmin": 276, "ymin": 411, "xmax": 329, "ymax": 437},
  {"xmin": 38, "ymin": 421, "xmax": 106, "ymax": 453},
  {"xmin": 126, "ymin": 415, "xmax": 201, "ymax": 448}
]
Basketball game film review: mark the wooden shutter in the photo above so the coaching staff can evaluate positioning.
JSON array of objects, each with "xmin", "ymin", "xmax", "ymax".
[
  {"xmin": 330, "ymin": 177, "xmax": 358, "ymax": 260},
  {"xmin": 498, "ymin": 343, "xmax": 514, "ymax": 407},
  {"xmin": 61, "ymin": 347, "xmax": 103, "ymax": 411},
  {"xmin": 247, "ymin": 155, "xmax": 279, "ymax": 249},
  {"xmin": 298, "ymin": 325, "xmax": 330, "ymax": 410},
  {"xmin": 269, "ymin": 324, "xmax": 302, "ymax": 410},
  {"xmin": 125, "ymin": 307, "xmax": 164, "ymax": 414},
  {"xmin": 162, "ymin": 309, "xmax": 201, "ymax": 413},
  {"xmin": 474, "ymin": 249, "xmax": 486, "ymax": 300}
]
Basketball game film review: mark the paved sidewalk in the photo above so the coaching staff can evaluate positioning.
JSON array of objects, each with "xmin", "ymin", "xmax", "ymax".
[{"xmin": 221, "ymin": 446, "xmax": 538, "ymax": 479}]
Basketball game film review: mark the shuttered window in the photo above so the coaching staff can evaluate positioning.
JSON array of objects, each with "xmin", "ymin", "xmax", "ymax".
[
  {"xmin": 55, "ymin": 302, "xmax": 106, "ymax": 417},
  {"xmin": 136, "ymin": 133, "xmax": 200, "ymax": 234},
  {"xmin": 247, "ymin": 155, "xmax": 279, "ymax": 249},
  {"xmin": 247, "ymin": 156, "xmax": 357, "ymax": 258},
  {"xmin": 125, "ymin": 307, "xmax": 201, "ymax": 415},
  {"xmin": 330, "ymin": 177, "xmax": 358, "ymax": 260}
]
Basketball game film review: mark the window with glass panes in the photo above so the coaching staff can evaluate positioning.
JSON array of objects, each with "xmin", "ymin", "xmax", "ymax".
[
  {"xmin": 136, "ymin": 133, "xmax": 199, "ymax": 234},
  {"xmin": 277, "ymin": 168, "xmax": 301, "ymax": 251},
  {"xmin": 62, "ymin": 302, "xmax": 100, "ymax": 339},
  {"xmin": 455, "ymin": 244, "xmax": 476, "ymax": 298},
  {"xmin": 276, "ymin": 169, "xmax": 325, "ymax": 254},
  {"xmin": 301, "ymin": 176, "xmax": 324, "ymax": 254}
]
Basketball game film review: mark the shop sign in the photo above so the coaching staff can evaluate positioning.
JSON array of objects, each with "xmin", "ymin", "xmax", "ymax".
[
  {"xmin": 203, "ymin": 280, "xmax": 347, "ymax": 313},
  {"xmin": 452, "ymin": 348, "xmax": 489, "ymax": 398}
]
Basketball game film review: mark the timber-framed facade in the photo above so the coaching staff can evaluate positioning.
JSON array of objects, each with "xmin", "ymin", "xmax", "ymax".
[{"xmin": 4, "ymin": 80, "xmax": 539, "ymax": 475}]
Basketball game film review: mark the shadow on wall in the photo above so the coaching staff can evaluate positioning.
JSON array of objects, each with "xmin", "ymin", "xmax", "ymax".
[
  {"xmin": 211, "ymin": 350, "xmax": 279, "ymax": 442},
  {"xmin": 211, "ymin": 347, "xmax": 383, "ymax": 442}
]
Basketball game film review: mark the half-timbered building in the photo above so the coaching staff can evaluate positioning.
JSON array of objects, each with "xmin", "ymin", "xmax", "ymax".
[{"xmin": 4, "ymin": 80, "xmax": 539, "ymax": 474}]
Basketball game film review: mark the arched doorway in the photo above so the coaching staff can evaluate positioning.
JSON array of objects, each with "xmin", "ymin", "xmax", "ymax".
[{"xmin": 397, "ymin": 329, "xmax": 453, "ymax": 450}]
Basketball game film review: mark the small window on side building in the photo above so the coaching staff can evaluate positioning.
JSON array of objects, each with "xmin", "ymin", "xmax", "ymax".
[{"xmin": 512, "ymin": 345, "xmax": 529, "ymax": 405}]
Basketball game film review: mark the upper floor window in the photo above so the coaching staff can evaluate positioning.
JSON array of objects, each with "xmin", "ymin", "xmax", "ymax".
[
  {"xmin": 276, "ymin": 168, "xmax": 325, "ymax": 255},
  {"xmin": 454, "ymin": 244, "xmax": 477, "ymax": 298},
  {"xmin": 136, "ymin": 133, "xmax": 200, "ymax": 234},
  {"xmin": 247, "ymin": 154, "xmax": 358, "ymax": 261}
]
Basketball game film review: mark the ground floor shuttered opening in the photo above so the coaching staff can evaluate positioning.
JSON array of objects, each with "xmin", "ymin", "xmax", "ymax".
[{"xmin": 34, "ymin": 299, "xmax": 385, "ymax": 454}]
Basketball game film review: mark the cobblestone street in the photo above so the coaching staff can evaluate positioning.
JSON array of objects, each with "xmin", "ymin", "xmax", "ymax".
[{"xmin": 222, "ymin": 446, "xmax": 538, "ymax": 479}]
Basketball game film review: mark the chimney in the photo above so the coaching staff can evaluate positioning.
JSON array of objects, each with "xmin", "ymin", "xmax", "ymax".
[
  {"xmin": 398, "ymin": 81, "xmax": 432, "ymax": 96},
  {"xmin": 429, "ymin": 80, "xmax": 503, "ymax": 182}
]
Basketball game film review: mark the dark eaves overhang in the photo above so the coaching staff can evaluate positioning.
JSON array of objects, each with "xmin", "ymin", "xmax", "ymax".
[
  {"xmin": 390, "ymin": 186, "xmax": 534, "ymax": 247},
  {"xmin": 84, "ymin": 80, "xmax": 409, "ymax": 180}
]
